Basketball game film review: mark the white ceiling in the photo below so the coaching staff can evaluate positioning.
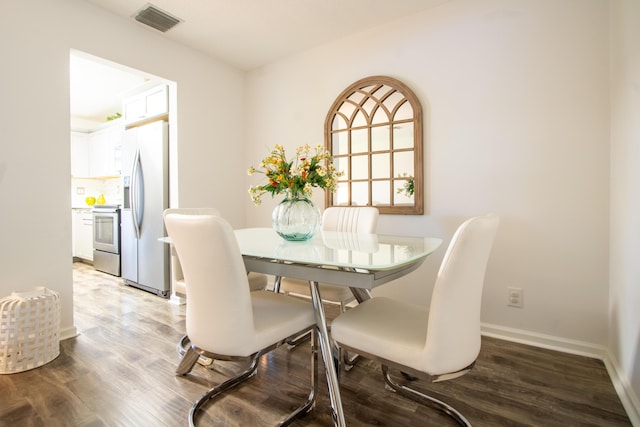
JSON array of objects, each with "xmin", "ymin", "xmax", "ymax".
[
  {"xmin": 72, "ymin": 0, "xmax": 450, "ymax": 124},
  {"xmin": 70, "ymin": 53, "xmax": 150, "ymax": 124},
  {"xmin": 86, "ymin": 0, "xmax": 450, "ymax": 70}
]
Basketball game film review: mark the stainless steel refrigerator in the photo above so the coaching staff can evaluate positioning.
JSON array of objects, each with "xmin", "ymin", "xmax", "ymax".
[{"xmin": 121, "ymin": 120, "xmax": 170, "ymax": 297}]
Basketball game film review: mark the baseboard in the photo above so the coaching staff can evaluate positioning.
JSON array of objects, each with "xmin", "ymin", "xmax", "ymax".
[
  {"xmin": 602, "ymin": 350, "xmax": 640, "ymax": 426},
  {"xmin": 481, "ymin": 322, "xmax": 607, "ymax": 358},
  {"xmin": 168, "ymin": 293, "xmax": 186, "ymax": 305},
  {"xmin": 59, "ymin": 325, "xmax": 80, "ymax": 340},
  {"xmin": 481, "ymin": 322, "xmax": 640, "ymax": 425}
]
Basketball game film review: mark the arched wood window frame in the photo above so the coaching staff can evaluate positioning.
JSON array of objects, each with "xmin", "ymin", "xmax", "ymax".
[{"xmin": 325, "ymin": 76, "xmax": 424, "ymax": 215}]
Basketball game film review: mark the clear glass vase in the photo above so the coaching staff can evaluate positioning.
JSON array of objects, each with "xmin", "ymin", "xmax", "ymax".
[{"xmin": 272, "ymin": 195, "xmax": 321, "ymax": 241}]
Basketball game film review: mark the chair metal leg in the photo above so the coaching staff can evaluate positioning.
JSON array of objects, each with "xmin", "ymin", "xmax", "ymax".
[
  {"xmin": 286, "ymin": 329, "xmax": 312, "ymax": 347},
  {"xmin": 340, "ymin": 287, "xmax": 373, "ymax": 371},
  {"xmin": 187, "ymin": 329, "xmax": 318, "ymax": 427},
  {"xmin": 337, "ymin": 302, "xmax": 363, "ymax": 372},
  {"xmin": 381, "ymin": 365, "xmax": 471, "ymax": 427},
  {"xmin": 273, "ymin": 275, "xmax": 282, "ymax": 293},
  {"xmin": 176, "ymin": 346, "xmax": 201, "ymax": 376},
  {"xmin": 189, "ymin": 354, "xmax": 261, "ymax": 427},
  {"xmin": 177, "ymin": 334, "xmax": 189, "ymax": 357},
  {"xmin": 337, "ymin": 328, "xmax": 361, "ymax": 371},
  {"xmin": 177, "ymin": 335, "xmax": 213, "ymax": 368},
  {"xmin": 277, "ymin": 328, "xmax": 318, "ymax": 426},
  {"xmin": 343, "ymin": 351, "xmax": 361, "ymax": 371}
]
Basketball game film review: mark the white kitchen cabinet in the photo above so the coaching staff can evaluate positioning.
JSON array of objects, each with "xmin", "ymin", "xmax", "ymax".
[
  {"xmin": 70, "ymin": 131, "xmax": 90, "ymax": 177},
  {"xmin": 72, "ymin": 209, "xmax": 93, "ymax": 261},
  {"xmin": 123, "ymin": 84, "xmax": 168, "ymax": 126},
  {"xmin": 78, "ymin": 120, "xmax": 123, "ymax": 178},
  {"xmin": 89, "ymin": 129, "xmax": 110, "ymax": 177},
  {"xmin": 93, "ymin": 120, "xmax": 123, "ymax": 177}
]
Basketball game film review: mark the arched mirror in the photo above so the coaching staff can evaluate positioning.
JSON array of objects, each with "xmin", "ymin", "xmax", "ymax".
[{"xmin": 324, "ymin": 76, "xmax": 423, "ymax": 215}]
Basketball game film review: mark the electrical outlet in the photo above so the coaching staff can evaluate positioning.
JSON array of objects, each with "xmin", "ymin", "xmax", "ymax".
[{"xmin": 507, "ymin": 287, "xmax": 523, "ymax": 308}]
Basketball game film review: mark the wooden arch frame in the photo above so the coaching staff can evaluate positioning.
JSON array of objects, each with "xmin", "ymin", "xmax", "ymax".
[{"xmin": 324, "ymin": 75, "xmax": 423, "ymax": 215}]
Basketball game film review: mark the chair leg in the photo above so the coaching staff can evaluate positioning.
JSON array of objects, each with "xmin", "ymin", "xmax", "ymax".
[
  {"xmin": 189, "ymin": 354, "xmax": 261, "ymax": 427},
  {"xmin": 381, "ymin": 365, "xmax": 471, "ymax": 427},
  {"xmin": 177, "ymin": 334, "xmax": 189, "ymax": 357},
  {"xmin": 278, "ymin": 328, "xmax": 318, "ymax": 426},
  {"xmin": 177, "ymin": 335, "xmax": 213, "ymax": 368},
  {"xmin": 176, "ymin": 346, "xmax": 202, "ymax": 376},
  {"xmin": 343, "ymin": 351, "xmax": 361, "ymax": 371},
  {"xmin": 273, "ymin": 275, "xmax": 282, "ymax": 293},
  {"xmin": 286, "ymin": 329, "xmax": 311, "ymax": 347},
  {"xmin": 338, "ymin": 302, "xmax": 361, "ymax": 371},
  {"xmin": 187, "ymin": 330, "xmax": 318, "ymax": 427}
]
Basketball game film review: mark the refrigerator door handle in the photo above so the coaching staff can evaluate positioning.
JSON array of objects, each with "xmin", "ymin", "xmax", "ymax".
[{"xmin": 130, "ymin": 148, "xmax": 142, "ymax": 240}]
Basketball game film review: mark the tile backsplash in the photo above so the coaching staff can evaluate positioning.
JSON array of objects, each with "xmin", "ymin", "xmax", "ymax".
[{"xmin": 72, "ymin": 177, "xmax": 123, "ymax": 208}]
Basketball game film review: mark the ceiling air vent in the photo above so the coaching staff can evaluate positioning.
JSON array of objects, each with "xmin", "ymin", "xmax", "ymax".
[{"xmin": 133, "ymin": 4, "xmax": 182, "ymax": 33}]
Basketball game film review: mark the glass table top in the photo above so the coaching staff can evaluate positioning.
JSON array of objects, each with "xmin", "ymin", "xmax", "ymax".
[{"xmin": 234, "ymin": 228, "xmax": 442, "ymax": 271}]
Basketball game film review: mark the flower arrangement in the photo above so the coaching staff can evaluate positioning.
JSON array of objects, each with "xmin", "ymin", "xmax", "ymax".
[
  {"xmin": 396, "ymin": 173, "xmax": 415, "ymax": 198},
  {"xmin": 247, "ymin": 144, "xmax": 343, "ymax": 205}
]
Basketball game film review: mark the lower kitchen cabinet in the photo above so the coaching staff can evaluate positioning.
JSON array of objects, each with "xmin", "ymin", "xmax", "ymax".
[{"xmin": 72, "ymin": 209, "xmax": 93, "ymax": 261}]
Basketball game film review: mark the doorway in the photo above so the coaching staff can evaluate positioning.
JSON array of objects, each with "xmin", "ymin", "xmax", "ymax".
[{"xmin": 69, "ymin": 50, "xmax": 176, "ymax": 278}]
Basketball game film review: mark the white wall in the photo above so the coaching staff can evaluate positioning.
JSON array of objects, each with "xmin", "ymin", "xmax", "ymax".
[
  {"xmin": 610, "ymin": 0, "xmax": 640, "ymax": 421},
  {"xmin": 245, "ymin": 0, "xmax": 610, "ymax": 348},
  {"xmin": 0, "ymin": 0, "xmax": 245, "ymax": 338},
  {"xmin": 2, "ymin": 0, "xmax": 636, "ymax": 420}
]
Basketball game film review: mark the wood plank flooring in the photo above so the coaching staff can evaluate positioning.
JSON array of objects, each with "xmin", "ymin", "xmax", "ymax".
[{"xmin": 0, "ymin": 262, "xmax": 631, "ymax": 426}]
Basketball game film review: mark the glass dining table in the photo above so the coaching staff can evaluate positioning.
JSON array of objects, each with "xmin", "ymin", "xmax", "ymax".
[{"xmin": 233, "ymin": 228, "xmax": 442, "ymax": 426}]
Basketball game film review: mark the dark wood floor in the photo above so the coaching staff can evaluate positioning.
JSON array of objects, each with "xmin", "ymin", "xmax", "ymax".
[{"xmin": 0, "ymin": 262, "xmax": 631, "ymax": 426}]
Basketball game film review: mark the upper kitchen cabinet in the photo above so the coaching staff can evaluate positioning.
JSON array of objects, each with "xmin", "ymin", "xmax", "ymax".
[
  {"xmin": 123, "ymin": 84, "xmax": 168, "ymax": 126},
  {"xmin": 89, "ymin": 121, "xmax": 123, "ymax": 177},
  {"xmin": 71, "ymin": 131, "xmax": 90, "ymax": 177},
  {"xmin": 71, "ymin": 119, "xmax": 124, "ymax": 178}
]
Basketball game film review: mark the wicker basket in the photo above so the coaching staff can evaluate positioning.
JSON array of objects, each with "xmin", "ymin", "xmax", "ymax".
[{"xmin": 0, "ymin": 287, "xmax": 61, "ymax": 374}]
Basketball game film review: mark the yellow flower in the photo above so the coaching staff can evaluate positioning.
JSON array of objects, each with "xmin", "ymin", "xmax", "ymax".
[{"xmin": 247, "ymin": 143, "xmax": 343, "ymax": 203}]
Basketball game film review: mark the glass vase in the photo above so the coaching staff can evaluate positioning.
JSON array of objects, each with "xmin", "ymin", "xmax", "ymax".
[{"xmin": 272, "ymin": 195, "xmax": 321, "ymax": 241}]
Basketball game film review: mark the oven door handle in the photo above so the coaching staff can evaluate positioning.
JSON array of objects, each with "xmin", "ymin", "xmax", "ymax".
[{"xmin": 130, "ymin": 148, "xmax": 142, "ymax": 240}]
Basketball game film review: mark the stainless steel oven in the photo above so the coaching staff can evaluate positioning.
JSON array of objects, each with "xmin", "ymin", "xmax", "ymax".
[{"xmin": 93, "ymin": 205, "xmax": 121, "ymax": 276}]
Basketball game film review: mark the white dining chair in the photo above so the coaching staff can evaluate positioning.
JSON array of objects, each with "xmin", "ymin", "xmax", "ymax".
[
  {"xmin": 278, "ymin": 206, "xmax": 378, "ymax": 357},
  {"xmin": 172, "ymin": 257, "xmax": 267, "ymax": 296},
  {"xmin": 331, "ymin": 214, "xmax": 500, "ymax": 426},
  {"xmin": 279, "ymin": 206, "xmax": 379, "ymax": 308},
  {"xmin": 163, "ymin": 210, "xmax": 318, "ymax": 426},
  {"xmin": 165, "ymin": 208, "xmax": 267, "ymax": 291},
  {"xmin": 165, "ymin": 208, "xmax": 268, "ymax": 365}
]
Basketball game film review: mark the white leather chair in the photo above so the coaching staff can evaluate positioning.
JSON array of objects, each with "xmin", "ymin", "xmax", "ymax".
[
  {"xmin": 279, "ymin": 206, "xmax": 379, "ymax": 311},
  {"xmin": 164, "ymin": 211, "xmax": 318, "ymax": 426},
  {"xmin": 172, "ymin": 248, "xmax": 267, "ymax": 295},
  {"xmin": 278, "ymin": 206, "xmax": 378, "ymax": 356},
  {"xmin": 331, "ymin": 214, "xmax": 500, "ymax": 426},
  {"xmin": 164, "ymin": 208, "xmax": 267, "ymax": 295},
  {"xmin": 165, "ymin": 208, "xmax": 267, "ymax": 366}
]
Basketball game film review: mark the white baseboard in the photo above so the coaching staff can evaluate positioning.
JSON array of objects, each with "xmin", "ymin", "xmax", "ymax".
[
  {"xmin": 481, "ymin": 322, "xmax": 607, "ymax": 358},
  {"xmin": 602, "ymin": 351, "xmax": 640, "ymax": 426},
  {"xmin": 481, "ymin": 322, "xmax": 640, "ymax": 426},
  {"xmin": 59, "ymin": 325, "xmax": 80, "ymax": 340},
  {"xmin": 168, "ymin": 293, "xmax": 186, "ymax": 305}
]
